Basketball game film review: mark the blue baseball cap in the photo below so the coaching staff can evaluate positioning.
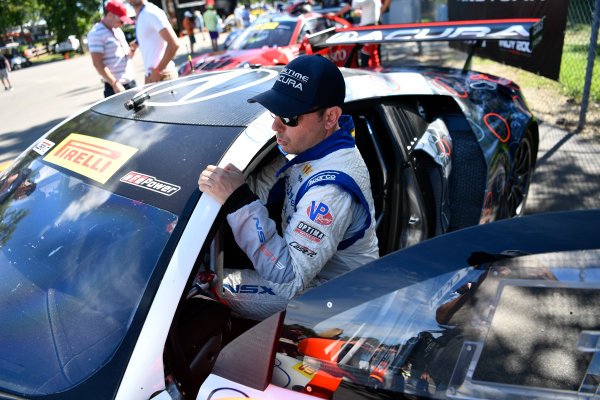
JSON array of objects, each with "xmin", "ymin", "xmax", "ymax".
[{"xmin": 248, "ymin": 55, "xmax": 345, "ymax": 118}]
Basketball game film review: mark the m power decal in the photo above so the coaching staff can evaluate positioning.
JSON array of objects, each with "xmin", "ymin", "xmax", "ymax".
[
  {"xmin": 44, "ymin": 134, "xmax": 138, "ymax": 184},
  {"xmin": 120, "ymin": 172, "xmax": 181, "ymax": 196}
]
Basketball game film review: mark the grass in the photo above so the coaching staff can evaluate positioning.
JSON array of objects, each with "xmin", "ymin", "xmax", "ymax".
[
  {"xmin": 560, "ymin": 43, "xmax": 600, "ymax": 103},
  {"xmin": 470, "ymin": 24, "xmax": 600, "ymax": 104},
  {"xmin": 560, "ymin": 29, "xmax": 600, "ymax": 103},
  {"xmin": 29, "ymin": 52, "xmax": 73, "ymax": 64}
]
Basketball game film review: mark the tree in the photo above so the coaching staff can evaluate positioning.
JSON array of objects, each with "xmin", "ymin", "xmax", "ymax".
[
  {"xmin": 0, "ymin": 0, "xmax": 39, "ymax": 37},
  {"xmin": 37, "ymin": 0, "xmax": 101, "ymax": 43}
]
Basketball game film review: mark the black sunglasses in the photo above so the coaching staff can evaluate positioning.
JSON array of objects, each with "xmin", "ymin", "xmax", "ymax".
[{"xmin": 270, "ymin": 107, "xmax": 324, "ymax": 127}]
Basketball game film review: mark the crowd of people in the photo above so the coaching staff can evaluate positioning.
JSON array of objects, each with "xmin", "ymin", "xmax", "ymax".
[{"xmin": 85, "ymin": 0, "xmax": 229, "ymax": 97}]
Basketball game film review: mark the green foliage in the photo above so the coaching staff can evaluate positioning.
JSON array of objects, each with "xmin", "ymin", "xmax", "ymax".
[
  {"xmin": 561, "ymin": 23, "xmax": 600, "ymax": 103},
  {"xmin": 37, "ymin": 0, "xmax": 101, "ymax": 42},
  {"xmin": 0, "ymin": 0, "xmax": 40, "ymax": 34},
  {"xmin": 1, "ymin": 0, "xmax": 100, "ymax": 43}
]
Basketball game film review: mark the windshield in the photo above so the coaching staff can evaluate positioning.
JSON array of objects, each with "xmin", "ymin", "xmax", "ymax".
[
  {"xmin": 0, "ymin": 159, "xmax": 177, "ymax": 396},
  {"xmin": 229, "ymin": 20, "xmax": 296, "ymax": 49}
]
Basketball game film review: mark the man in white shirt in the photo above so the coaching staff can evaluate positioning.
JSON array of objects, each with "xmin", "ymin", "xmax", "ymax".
[
  {"xmin": 127, "ymin": 0, "xmax": 180, "ymax": 83},
  {"xmin": 335, "ymin": 0, "xmax": 382, "ymax": 66},
  {"xmin": 87, "ymin": 0, "xmax": 137, "ymax": 97},
  {"xmin": 336, "ymin": 0, "xmax": 381, "ymax": 26}
]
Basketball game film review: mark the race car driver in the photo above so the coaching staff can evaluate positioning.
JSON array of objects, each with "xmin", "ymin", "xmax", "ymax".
[{"xmin": 198, "ymin": 55, "xmax": 379, "ymax": 320}]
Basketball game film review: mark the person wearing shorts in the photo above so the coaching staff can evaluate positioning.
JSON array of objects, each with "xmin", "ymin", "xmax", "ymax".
[
  {"xmin": 203, "ymin": 5, "xmax": 219, "ymax": 52},
  {"xmin": 0, "ymin": 53, "xmax": 12, "ymax": 91}
]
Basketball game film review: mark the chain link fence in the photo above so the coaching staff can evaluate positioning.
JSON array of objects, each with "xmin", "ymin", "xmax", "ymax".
[
  {"xmin": 506, "ymin": 0, "xmax": 600, "ymax": 137},
  {"xmin": 560, "ymin": 0, "xmax": 599, "ymax": 134}
]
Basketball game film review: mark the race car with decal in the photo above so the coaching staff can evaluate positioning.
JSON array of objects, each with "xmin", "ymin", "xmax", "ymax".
[
  {"xmin": 178, "ymin": 11, "xmax": 351, "ymax": 76},
  {"xmin": 0, "ymin": 18, "xmax": 544, "ymax": 400}
]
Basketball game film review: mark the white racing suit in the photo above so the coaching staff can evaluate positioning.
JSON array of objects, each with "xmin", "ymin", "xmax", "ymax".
[{"xmin": 222, "ymin": 115, "xmax": 379, "ymax": 320}]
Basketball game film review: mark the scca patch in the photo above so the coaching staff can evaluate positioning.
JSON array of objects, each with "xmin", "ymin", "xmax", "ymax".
[
  {"xmin": 307, "ymin": 201, "xmax": 333, "ymax": 225},
  {"xmin": 44, "ymin": 134, "xmax": 137, "ymax": 184},
  {"xmin": 289, "ymin": 241, "xmax": 316, "ymax": 257}
]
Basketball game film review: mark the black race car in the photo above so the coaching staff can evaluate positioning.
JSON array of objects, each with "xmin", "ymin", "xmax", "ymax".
[{"xmin": 0, "ymin": 21, "xmax": 539, "ymax": 399}]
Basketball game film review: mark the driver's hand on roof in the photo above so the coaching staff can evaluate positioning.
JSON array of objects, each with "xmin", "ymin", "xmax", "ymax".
[{"xmin": 198, "ymin": 163, "xmax": 245, "ymax": 205}]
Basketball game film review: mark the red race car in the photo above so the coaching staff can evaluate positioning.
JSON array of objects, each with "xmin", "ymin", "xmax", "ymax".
[{"xmin": 178, "ymin": 11, "xmax": 351, "ymax": 76}]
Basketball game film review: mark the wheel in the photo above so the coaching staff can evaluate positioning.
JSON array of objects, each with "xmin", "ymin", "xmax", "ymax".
[{"xmin": 506, "ymin": 129, "xmax": 534, "ymax": 217}]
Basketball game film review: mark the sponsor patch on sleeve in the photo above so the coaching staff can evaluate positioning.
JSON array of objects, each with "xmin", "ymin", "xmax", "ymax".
[
  {"xmin": 307, "ymin": 201, "xmax": 333, "ymax": 225},
  {"xmin": 120, "ymin": 171, "xmax": 181, "ymax": 196},
  {"xmin": 294, "ymin": 222, "xmax": 325, "ymax": 242},
  {"xmin": 289, "ymin": 241, "xmax": 316, "ymax": 257},
  {"xmin": 44, "ymin": 134, "xmax": 138, "ymax": 184}
]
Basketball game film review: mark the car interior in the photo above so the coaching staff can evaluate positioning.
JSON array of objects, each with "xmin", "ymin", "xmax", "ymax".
[{"xmin": 162, "ymin": 95, "xmax": 478, "ymax": 399}]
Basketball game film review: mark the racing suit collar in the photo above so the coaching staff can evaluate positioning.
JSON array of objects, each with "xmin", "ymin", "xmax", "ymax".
[{"xmin": 276, "ymin": 115, "xmax": 355, "ymax": 177}]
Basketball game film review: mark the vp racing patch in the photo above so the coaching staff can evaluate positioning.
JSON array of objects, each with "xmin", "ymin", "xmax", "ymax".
[
  {"xmin": 44, "ymin": 133, "xmax": 138, "ymax": 184},
  {"xmin": 120, "ymin": 171, "xmax": 181, "ymax": 196},
  {"xmin": 307, "ymin": 201, "xmax": 333, "ymax": 225}
]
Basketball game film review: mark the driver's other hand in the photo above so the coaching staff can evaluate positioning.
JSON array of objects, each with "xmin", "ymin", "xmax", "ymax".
[{"xmin": 198, "ymin": 163, "xmax": 245, "ymax": 205}]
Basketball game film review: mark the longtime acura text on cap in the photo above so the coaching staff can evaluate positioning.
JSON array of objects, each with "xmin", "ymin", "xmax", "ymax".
[{"xmin": 277, "ymin": 67, "xmax": 309, "ymax": 90}]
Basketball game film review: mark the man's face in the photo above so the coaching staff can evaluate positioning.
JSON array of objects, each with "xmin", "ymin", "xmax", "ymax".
[
  {"xmin": 271, "ymin": 109, "xmax": 329, "ymax": 155},
  {"xmin": 107, "ymin": 13, "xmax": 124, "ymax": 28}
]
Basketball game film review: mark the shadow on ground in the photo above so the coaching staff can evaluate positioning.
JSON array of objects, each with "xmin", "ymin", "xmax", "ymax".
[
  {"xmin": 525, "ymin": 122, "xmax": 600, "ymax": 214},
  {"xmin": 0, "ymin": 118, "xmax": 64, "ymax": 164}
]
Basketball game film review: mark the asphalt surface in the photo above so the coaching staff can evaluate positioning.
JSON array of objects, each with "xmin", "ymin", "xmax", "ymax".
[{"xmin": 0, "ymin": 35, "xmax": 599, "ymax": 216}]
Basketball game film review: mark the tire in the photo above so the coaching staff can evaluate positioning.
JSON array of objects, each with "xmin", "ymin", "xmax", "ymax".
[{"xmin": 506, "ymin": 128, "xmax": 534, "ymax": 217}]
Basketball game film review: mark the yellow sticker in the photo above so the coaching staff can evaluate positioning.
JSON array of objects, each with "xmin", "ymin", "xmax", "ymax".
[
  {"xmin": 44, "ymin": 133, "xmax": 138, "ymax": 184},
  {"xmin": 292, "ymin": 362, "xmax": 317, "ymax": 378},
  {"xmin": 252, "ymin": 22, "xmax": 279, "ymax": 30}
]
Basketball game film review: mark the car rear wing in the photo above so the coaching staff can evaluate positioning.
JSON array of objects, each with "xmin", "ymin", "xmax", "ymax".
[{"xmin": 308, "ymin": 18, "xmax": 545, "ymax": 72}]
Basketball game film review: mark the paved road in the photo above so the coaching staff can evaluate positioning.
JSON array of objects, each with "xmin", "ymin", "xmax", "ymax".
[
  {"xmin": 1, "ymin": 37, "xmax": 599, "ymax": 215},
  {"xmin": 0, "ymin": 34, "xmax": 220, "ymax": 164}
]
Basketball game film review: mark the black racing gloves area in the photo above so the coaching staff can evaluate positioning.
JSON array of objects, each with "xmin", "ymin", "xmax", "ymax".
[{"xmin": 222, "ymin": 183, "xmax": 260, "ymax": 215}]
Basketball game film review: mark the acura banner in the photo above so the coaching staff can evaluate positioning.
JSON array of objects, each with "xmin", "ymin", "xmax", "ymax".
[{"xmin": 448, "ymin": 0, "xmax": 570, "ymax": 80}]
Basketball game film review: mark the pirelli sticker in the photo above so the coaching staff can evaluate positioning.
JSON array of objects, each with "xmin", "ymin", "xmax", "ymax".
[
  {"xmin": 120, "ymin": 171, "xmax": 181, "ymax": 196},
  {"xmin": 44, "ymin": 134, "xmax": 138, "ymax": 184}
]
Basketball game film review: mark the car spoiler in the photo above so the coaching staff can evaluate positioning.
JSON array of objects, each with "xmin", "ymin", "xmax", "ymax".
[{"xmin": 308, "ymin": 18, "xmax": 545, "ymax": 72}]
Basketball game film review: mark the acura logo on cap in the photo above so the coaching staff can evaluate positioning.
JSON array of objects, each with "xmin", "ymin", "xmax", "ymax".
[{"xmin": 278, "ymin": 67, "xmax": 309, "ymax": 91}]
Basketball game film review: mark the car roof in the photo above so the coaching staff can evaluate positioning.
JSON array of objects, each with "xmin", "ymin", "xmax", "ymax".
[
  {"xmin": 92, "ymin": 66, "xmax": 436, "ymax": 127},
  {"xmin": 93, "ymin": 69, "xmax": 278, "ymax": 126}
]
